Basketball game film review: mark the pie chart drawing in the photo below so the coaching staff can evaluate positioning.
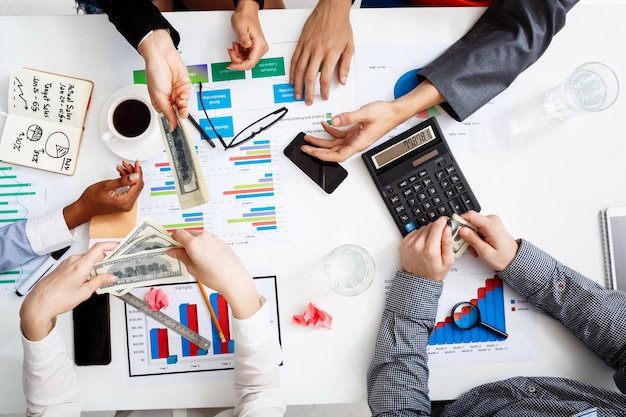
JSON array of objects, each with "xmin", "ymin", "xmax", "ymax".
[
  {"xmin": 45, "ymin": 132, "xmax": 70, "ymax": 158},
  {"xmin": 26, "ymin": 124, "xmax": 43, "ymax": 141}
]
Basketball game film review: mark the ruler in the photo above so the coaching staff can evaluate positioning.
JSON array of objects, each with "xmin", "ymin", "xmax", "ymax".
[{"xmin": 116, "ymin": 292, "xmax": 212, "ymax": 351}]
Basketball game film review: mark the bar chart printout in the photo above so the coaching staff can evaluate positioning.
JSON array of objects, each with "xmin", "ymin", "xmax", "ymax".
[
  {"xmin": 0, "ymin": 163, "xmax": 60, "ymax": 297},
  {"xmin": 125, "ymin": 276, "xmax": 279, "ymax": 377},
  {"xmin": 425, "ymin": 256, "xmax": 538, "ymax": 367},
  {"xmin": 429, "ymin": 276, "xmax": 506, "ymax": 345}
]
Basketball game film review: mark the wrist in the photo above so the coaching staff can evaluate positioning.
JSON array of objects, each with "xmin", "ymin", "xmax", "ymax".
[
  {"xmin": 138, "ymin": 29, "xmax": 175, "ymax": 61},
  {"xmin": 234, "ymin": 0, "xmax": 263, "ymax": 10},
  {"xmin": 396, "ymin": 79, "xmax": 444, "ymax": 121},
  {"xmin": 317, "ymin": 0, "xmax": 352, "ymax": 10},
  {"xmin": 220, "ymin": 279, "xmax": 260, "ymax": 320},
  {"xmin": 20, "ymin": 299, "xmax": 55, "ymax": 342},
  {"xmin": 63, "ymin": 200, "xmax": 90, "ymax": 230}
]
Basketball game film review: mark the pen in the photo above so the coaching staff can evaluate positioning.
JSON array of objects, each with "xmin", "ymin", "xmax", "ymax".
[
  {"xmin": 197, "ymin": 281, "xmax": 226, "ymax": 343},
  {"xmin": 16, "ymin": 246, "xmax": 71, "ymax": 296},
  {"xmin": 187, "ymin": 114, "xmax": 216, "ymax": 148}
]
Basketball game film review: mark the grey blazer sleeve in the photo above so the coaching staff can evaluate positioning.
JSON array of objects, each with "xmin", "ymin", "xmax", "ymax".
[{"xmin": 418, "ymin": 0, "xmax": 579, "ymax": 121}]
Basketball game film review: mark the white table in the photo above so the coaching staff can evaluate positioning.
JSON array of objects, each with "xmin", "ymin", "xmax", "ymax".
[{"xmin": 0, "ymin": 1, "xmax": 625, "ymax": 413}]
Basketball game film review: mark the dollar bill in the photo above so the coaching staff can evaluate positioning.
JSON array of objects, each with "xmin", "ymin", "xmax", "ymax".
[
  {"xmin": 449, "ymin": 213, "xmax": 478, "ymax": 258},
  {"xmin": 158, "ymin": 111, "xmax": 209, "ymax": 210},
  {"xmin": 94, "ymin": 248, "xmax": 189, "ymax": 295},
  {"xmin": 105, "ymin": 217, "xmax": 180, "ymax": 260}
]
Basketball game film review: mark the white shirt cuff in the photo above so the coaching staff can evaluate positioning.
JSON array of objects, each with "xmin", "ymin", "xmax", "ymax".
[
  {"xmin": 231, "ymin": 297, "xmax": 271, "ymax": 348},
  {"xmin": 21, "ymin": 325, "xmax": 67, "ymax": 367},
  {"xmin": 25, "ymin": 210, "xmax": 76, "ymax": 256}
]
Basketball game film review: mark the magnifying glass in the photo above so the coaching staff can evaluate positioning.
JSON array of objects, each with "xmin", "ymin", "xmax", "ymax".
[{"xmin": 451, "ymin": 302, "xmax": 508, "ymax": 339}]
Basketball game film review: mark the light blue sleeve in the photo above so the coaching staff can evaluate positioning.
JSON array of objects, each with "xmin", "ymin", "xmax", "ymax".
[{"xmin": 0, "ymin": 221, "xmax": 38, "ymax": 272}]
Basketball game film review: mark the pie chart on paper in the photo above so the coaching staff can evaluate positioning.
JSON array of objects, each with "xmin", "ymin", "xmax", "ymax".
[{"xmin": 45, "ymin": 131, "xmax": 70, "ymax": 158}]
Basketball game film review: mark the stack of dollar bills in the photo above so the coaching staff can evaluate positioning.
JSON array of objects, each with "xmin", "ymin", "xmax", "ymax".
[{"xmin": 92, "ymin": 217, "xmax": 190, "ymax": 295}]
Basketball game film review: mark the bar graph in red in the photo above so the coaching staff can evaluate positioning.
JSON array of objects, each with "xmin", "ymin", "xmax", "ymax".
[
  {"xmin": 210, "ymin": 292, "xmax": 235, "ymax": 354},
  {"xmin": 179, "ymin": 303, "xmax": 208, "ymax": 357},
  {"xmin": 428, "ymin": 275, "xmax": 506, "ymax": 345},
  {"xmin": 149, "ymin": 328, "xmax": 169, "ymax": 359}
]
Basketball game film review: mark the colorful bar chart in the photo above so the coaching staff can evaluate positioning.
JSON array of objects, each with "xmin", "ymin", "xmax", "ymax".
[
  {"xmin": 428, "ymin": 275, "xmax": 506, "ymax": 345},
  {"xmin": 223, "ymin": 173, "xmax": 274, "ymax": 199},
  {"xmin": 229, "ymin": 140, "xmax": 272, "ymax": 167},
  {"xmin": 149, "ymin": 328, "xmax": 177, "ymax": 363},
  {"xmin": 161, "ymin": 212, "xmax": 206, "ymax": 233},
  {"xmin": 179, "ymin": 303, "xmax": 208, "ymax": 357},
  {"xmin": 209, "ymin": 293, "xmax": 234, "ymax": 355},
  {"xmin": 148, "ymin": 162, "xmax": 175, "ymax": 197},
  {"xmin": 227, "ymin": 206, "xmax": 277, "ymax": 231},
  {"xmin": 0, "ymin": 165, "xmax": 34, "ymax": 223},
  {"xmin": 125, "ymin": 277, "xmax": 280, "ymax": 377}
]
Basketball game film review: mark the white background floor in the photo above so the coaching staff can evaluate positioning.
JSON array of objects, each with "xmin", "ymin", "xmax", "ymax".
[{"xmin": 0, "ymin": 1, "xmax": 368, "ymax": 416}]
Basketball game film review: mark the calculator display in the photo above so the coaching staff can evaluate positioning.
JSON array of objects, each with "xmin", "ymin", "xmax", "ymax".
[{"xmin": 371, "ymin": 125, "xmax": 436, "ymax": 169}]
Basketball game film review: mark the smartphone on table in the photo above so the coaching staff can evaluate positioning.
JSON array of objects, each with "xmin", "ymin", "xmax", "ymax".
[
  {"xmin": 283, "ymin": 132, "xmax": 348, "ymax": 194},
  {"xmin": 72, "ymin": 292, "xmax": 111, "ymax": 366}
]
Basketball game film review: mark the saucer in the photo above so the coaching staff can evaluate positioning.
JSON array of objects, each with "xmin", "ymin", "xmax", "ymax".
[{"xmin": 100, "ymin": 84, "xmax": 164, "ymax": 161}]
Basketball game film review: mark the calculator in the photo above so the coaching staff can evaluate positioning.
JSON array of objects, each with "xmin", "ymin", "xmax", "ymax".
[{"xmin": 362, "ymin": 117, "xmax": 481, "ymax": 236}]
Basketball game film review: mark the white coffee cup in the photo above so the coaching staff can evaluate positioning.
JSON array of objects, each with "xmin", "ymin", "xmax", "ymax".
[{"xmin": 102, "ymin": 96, "xmax": 154, "ymax": 143}]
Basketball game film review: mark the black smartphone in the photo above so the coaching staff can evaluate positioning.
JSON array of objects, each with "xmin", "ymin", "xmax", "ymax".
[
  {"xmin": 283, "ymin": 132, "xmax": 348, "ymax": 194},
  {"xmin": 72, "ymin": 293, "xmax": 111, "ymax": 366}
]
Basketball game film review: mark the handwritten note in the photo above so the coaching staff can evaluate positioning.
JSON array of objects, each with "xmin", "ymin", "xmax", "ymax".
[{"xmin": 0, "ymin": 68, "xmax": 94, "ymax": 175}]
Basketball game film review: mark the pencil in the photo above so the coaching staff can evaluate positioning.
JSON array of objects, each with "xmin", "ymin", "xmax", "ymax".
[
  {"xmin": 187, "ymin": 114, "xmax": 216, "ymax": 148},
  {"xmin": 197, "ymin": 281, "xmax": 226, "ymax": 343}
]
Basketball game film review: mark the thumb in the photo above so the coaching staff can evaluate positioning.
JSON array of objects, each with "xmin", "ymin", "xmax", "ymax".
[
  {"xmin": 441, "ymin": 225, "xmax": 454, "ymax": 258},
  {"xmin": 86, "ymin": 273, "xmax": 117, "ymax": 293},
  {"xmin": 458, "ymin": 227, "xmax": 489, "ymax": 257},
  {"xmin": 239, "ymin": 36, "xmax": 252, "ymax": 49},
  {"xmin": 331, "ymin": 110, "xmax": 361, "ymax": 128},
  {"xmin": 167, "ymin": 248, "xmax": 192, "ymax": 267}
]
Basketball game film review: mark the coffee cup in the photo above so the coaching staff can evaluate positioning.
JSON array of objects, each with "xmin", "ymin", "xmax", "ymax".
[{"xmin": 102, "ymin": 96, "xmax": 154, "ymax": 143}]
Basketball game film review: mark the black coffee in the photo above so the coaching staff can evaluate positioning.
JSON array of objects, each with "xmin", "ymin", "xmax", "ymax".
[{"xmin": 112, "ymin": 99, "xmax": 151, "ymax": 138}]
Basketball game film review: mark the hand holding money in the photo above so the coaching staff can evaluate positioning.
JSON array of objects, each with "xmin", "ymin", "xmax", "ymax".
[
  {"xmin": 92, "ymin": 217, "xmax": 190, "ymax": 295},
  {"xmin": 158, "ymin": 110, "xmax": 209, "ymax": 210},
  {"xmin": 448, "ymin": 213, "xmax": 478, "ymax": 258}
]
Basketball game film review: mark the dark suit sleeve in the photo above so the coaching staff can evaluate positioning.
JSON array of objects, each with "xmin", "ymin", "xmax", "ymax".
[
  {"xmin": 95, "ymin": 0, "xmax": 180, "ymax": 50},
  {"xmin": 418, "ymin": 0, "xmax": 579, "ymax": 121}
]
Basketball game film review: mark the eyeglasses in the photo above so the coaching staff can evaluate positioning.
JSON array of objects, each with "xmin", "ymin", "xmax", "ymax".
[{"xmin": 196, "ymin": 83, "xmax": 288, "ymax": 150}]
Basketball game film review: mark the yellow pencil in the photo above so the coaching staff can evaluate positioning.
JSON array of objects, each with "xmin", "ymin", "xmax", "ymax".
[{"xmin": 197, "ymin": 281, "xmax": 226, "ymax": 343}]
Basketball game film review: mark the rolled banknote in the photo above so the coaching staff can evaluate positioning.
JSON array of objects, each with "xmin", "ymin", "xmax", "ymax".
[
  {"xmin": 449, "ymin": 213, "xmax": 478, "ymax": 258},
  {"xmin": 158, "ymin": 111, "xmax": 209, "ymax": 210}
]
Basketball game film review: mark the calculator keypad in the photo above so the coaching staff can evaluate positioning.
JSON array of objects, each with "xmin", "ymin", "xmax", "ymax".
[{"xmin": 384, "ymin": 157, "xmax": 478, "ymax": 234}]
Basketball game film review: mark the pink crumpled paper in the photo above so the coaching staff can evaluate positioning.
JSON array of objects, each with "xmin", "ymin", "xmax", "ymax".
[
  {"xmin": 292, "ymin": 302, "xmax": 332, "ymax": 329},
  {"xmin": 145, "ymin": 287, "xmax": 169, "ymax": 311}
]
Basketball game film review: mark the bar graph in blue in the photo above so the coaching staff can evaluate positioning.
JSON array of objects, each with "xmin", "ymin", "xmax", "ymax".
[{"xmin": 428, "ymin": 275, "xmax": 506, "ymax": 345}]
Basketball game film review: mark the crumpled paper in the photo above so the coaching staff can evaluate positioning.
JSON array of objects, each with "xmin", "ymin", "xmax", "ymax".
[
  {"xmin": 293, "ymin": 302, "xmax": 332, "ymax": 329},
  {"xmin": 145, "ymin": 287, "xmax": 169, "ymax": 311}
]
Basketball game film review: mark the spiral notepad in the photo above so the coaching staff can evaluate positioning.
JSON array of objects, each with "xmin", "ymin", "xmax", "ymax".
[{"xmin": 599, "ymin": 209, "xmax": 613, "ymax": 290}]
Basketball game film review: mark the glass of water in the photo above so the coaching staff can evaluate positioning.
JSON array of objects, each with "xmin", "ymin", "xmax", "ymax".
[
  {"xmin": 324, "ymin": 244, "xmax": 376, "ymax": 296},
  {"xmin": 544, "ymin": 62, "xmax": 619, "ymax": 120}
]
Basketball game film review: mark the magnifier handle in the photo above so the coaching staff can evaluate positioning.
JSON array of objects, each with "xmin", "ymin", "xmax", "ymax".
[{"xmin": 480, "ymin": 322, "xmax": 508, "ymax": 339}]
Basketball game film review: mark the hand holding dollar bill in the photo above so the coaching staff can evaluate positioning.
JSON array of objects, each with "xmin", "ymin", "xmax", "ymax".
[
  {"xmin": 92, "ymin": 217, "xmax": 190, "ymax": 295},
  {"xmin": 448, "ymin": 213, "xmax": 478, "ymax": 258},
  {"xmin": 158, "ymin": 110, "xmax": 209, "ymax": 210}
]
